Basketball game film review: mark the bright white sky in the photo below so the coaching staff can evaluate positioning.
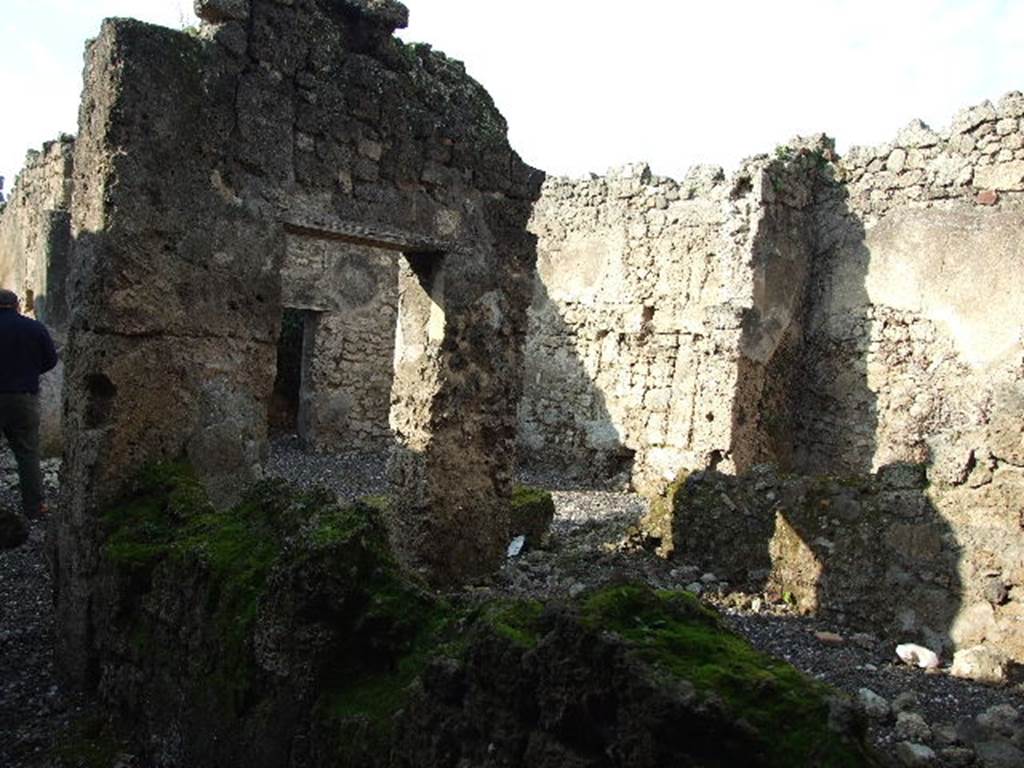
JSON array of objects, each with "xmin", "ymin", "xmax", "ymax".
[{"xmin": 2, "ymin": 0, "xmax": 1023, "ymax": 192}]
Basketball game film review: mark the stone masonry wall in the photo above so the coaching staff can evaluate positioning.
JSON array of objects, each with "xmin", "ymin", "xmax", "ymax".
[
  {"xmin": 529, "ymin": 95, "xmax": 1024, "ymax": 663},
  {"xmin": 0, "ymin": 135, "xmax": 74, "ymax": 455},
  {"xmin": 282, "ymin": 236, "xmax": 398, "ymax": 452},
  {"xmin": 797, "ymin": 94, "xmax": 1024, "ymax": 663},
  {"xmin": 522, "ymin": 152, "xmax": 823, "ymax": 494},
  {"xmin": 56, "ymin": 0, "xmax": 542, "ymax": 691}
]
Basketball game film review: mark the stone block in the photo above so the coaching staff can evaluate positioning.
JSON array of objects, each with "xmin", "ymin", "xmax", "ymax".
[
  {"xmin": 951, "ymin": 645, "xmax": 1011, "ymax": 684},
  {"xmin": 974, "ymin": 161, "xmax": 1024, "ymax": 191}
]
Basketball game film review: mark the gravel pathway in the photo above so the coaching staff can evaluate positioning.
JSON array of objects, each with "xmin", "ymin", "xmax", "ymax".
[
  {"xmin": 2, "ymin": 445, "xmax": 1021, "ymax": 767},
  {"xmin": 1, "ymin": 456, "xmax": 83, "ymax": 768}
]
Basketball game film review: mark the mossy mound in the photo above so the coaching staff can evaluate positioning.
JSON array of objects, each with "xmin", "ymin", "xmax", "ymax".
[
  {"xmin": 95, "ymin": 466, "xmax": 875, "ymax": 767},
  {"xmin": 396, "ymin": 582, "xmax": 876, "ymax": 768},
  {"xmin": 582, "ymin": 585, "xmax": 873, "ymax": 767},
  {"xmin": 98, "ymin": 462, "xmax": 439, "ymax": 767}
]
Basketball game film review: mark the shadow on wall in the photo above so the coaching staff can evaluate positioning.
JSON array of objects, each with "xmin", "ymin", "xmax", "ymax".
[
  {"xmin": 516, "ymin": 275, "xmax": 635, "ymax": 490},
  {"xmin": 714, "ymin": 168, "xmax": 963, "ymax": 655}
]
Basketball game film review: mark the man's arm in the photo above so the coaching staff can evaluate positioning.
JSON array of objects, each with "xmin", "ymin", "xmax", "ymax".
[{"xmin": 37, "ymin": 323, "xmax": 58, "ymax": 374}]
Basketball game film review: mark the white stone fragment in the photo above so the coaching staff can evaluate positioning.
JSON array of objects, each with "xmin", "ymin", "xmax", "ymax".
[
  {"xmin": 506, "ymin": 535, "xmax": 526, "ymax": 558},
  {"xmin": 896, "ymin": 643, "xmax": 940, "ymax": 669}
]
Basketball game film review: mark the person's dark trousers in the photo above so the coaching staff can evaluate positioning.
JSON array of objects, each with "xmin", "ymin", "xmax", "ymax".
[{"xmin": 0, "ymin": 393, "xmax": 44, "ymax": 516}]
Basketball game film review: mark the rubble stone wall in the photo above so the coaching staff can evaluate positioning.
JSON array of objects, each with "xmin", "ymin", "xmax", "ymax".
[
  {"xmin": 522, "ymin": 154, "xmax": 822, "ymax": 494},
  {"xmin": 56, "ymin": 0, "xmax": 542, "ymax": 688},
  {"xmin": 528, "ymin": 96, "xmax": 1024, "ymax": 662},
  {"xmin": 282, "ymin": 236, "xmax": 398, "ymax": 451},
  {"xmin": 795, "ymin": 94, "xmax": 1024, "ymax": 664},
  {"xmin": 0, "ymin": 136, "xmax": 75, "ymax": 455}
]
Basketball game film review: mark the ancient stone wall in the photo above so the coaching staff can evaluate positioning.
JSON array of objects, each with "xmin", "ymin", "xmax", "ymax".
[
  {"xmin": 798, "ymin": 94, "xmax": 1024, "ymax": 476},
  {"xmin": 282, "ymin": 236, "xmax": 398, "ymax": 451},
  {"xmin": 0, "ymin": 136, "xmax": 74, "ymax": 455},
  {"xmin": 527, "ymin": 96, "xmax": 1024, "ymax": 664},
  {"xmin": 522, "ymin": 152, "xmax": 822, "ymax": 494},
  {"xmin": 795, "ymin": 94, "xmax": 1024, "ymax": 664},
  {"xmin": 56, "ymin": 0, "xmax": 542, "ymax": 686},
  {"xmin": 0, "ymin": 135, "xmax": 74, "ymax": 328}
]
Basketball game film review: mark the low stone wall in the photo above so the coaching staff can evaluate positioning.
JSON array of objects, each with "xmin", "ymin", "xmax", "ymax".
[{"xmin": 642, "ymin": 463, "xmax": 1022, "ymax": 670}]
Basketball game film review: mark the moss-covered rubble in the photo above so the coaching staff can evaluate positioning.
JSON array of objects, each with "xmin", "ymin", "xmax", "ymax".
[{"xmin": 93, "ymin": 463, "xmax": 876, "ymax": 767}]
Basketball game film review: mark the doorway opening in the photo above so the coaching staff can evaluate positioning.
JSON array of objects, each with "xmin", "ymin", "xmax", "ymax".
[{"xmin": 269, "ymin": 307, "xmax": 311, "ymax": 437}]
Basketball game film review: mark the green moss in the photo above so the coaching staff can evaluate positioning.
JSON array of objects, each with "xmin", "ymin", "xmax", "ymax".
[
  {"xmin": 509, "ymin": 485, "xmax": 555, "ymax": 543},
  {"xmin": 321, "ymin": 606, "xmax": 451, "ymax": 725},
  {"xmin": 482, "ymin": 599, "xmax": 544, "ymax": 648},
  {"xmin": 102, "ymin": 461, "xmax": 204, "ymax": 571},
  {"xmin": 582, "ymin": 584, "xmax": 870, "ymax": 768},
  {"xmin": 102, "ymin": 467, "xmax": 412, "ymax": 714}
]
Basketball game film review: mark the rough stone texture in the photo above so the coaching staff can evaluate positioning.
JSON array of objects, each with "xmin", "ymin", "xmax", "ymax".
[
  {"xmin": 55, "ymin": 0, "xmax": 542, "ymax": 687},
  {"xmin": 529, "ymin": 97, "xmax": 1024, "ymax": 666},
  {"xmin": 282, "ymin": 237, "xmax": 398, "ymax": 451},
  {"xmin": 522, "ymin": 150, "xmax": 824, "ymax": 494},
  {"xmin": 88, "ymin": 468, "xmax": 874, "ymax": 768},
  {"xmin": 647, "ymin": 465, "xmax": 969, "ymax": 657},
  {"xmin": 0, "ymin": 136, "xmax": 74, "ymax": 456},
  {"xmin": 951, "ymin": 645, "xmax": 1012, "ymax": 684}
]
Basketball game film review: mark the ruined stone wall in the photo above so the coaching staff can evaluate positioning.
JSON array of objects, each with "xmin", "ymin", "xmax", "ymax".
[
  {"xmin": 282, "ymin": 236, "xmax": 398, "ymax": 451},
  {"xmin": 527, "ymin": 96, "xmax": 1024, "ymax": 664},
  {"xmin": 796, "ymin": 94, "xmax": 1024, "ymax": 663},
  {"xmin": 0, "ymin": 135, "xmax": 74, "ymax": 327},
  {"xmin": 0, "ymin": 136, "xmax": 74, "ymax": 455},
  {"xmin": 522, "ymin": 154, "xmax": 821, "ymax": 494},
  {"xmin": 798, "ymin": 94, "xmax": 1024, "ymax": 475},
  {"xmin": 57, "ymin": 0, "xmax": 542, "ymax": 690}
]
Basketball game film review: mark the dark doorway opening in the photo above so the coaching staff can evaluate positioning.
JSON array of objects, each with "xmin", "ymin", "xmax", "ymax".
[{"xmin": 269, "ymin": 308, "xmax": 307, "ymax": 436}]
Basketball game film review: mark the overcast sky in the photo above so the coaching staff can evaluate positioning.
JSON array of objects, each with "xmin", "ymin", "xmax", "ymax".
[{"xmin": 2, "ymin": 0, "xmax": 1023, "ymax": 192}]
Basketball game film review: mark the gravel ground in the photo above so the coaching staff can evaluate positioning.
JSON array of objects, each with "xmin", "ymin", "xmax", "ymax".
[
  {"xmin": 0, "ymin": 456, "xmax": 84, "ymax": 768},
  {"xmin": 2, "ymin": 445, "xmax": 1022, "ymax": 767},
  {"xmin": 263, "ymin": 436, "xmax": 390, "ymax": 503}
]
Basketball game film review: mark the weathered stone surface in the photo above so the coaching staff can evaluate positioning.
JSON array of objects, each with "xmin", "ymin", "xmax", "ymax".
[
  {"xmin": 857, "ymin": 687, "xmax": 892, "ymax": 721},
  {"xmin": 521, "ymin": 144, "xmax": 828, "ymax": 493},
  {"xmin": 895, "ymin": 741, "xmax": 937, "ymax": 767},
  {"xmin": 974, "ymin": 160, "xmax": 1024, "ymax": 191},
  {"xmin": 951, "ymin": 645, "xmax": 1012, "ymax": 684},
  {"xmin": 0, "ymin": 135, "xmax": 73, "ymax": 455},
  {"xmin": 523, "ymin": 95, "xmax": 1024, "ymax": 667},
  {"xmin": 974, "ymin": 739, "xmax": 1024, "ymax": 768},
  {"xmin": 89, "ymin": 468, "xmax": 877, "ymax": 767},
  {"xmin": 55, "ymin": 0, "xmax": 543, "ymax": 687},
  {"xmin": 642, "ymin": 465, "xmax": 964, "ymax": 651}
]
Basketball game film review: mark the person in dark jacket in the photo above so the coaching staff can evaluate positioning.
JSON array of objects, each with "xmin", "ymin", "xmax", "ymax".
[{"xmin": 0, "ymin": 289, "xmax": 59, "ymax": 519}]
